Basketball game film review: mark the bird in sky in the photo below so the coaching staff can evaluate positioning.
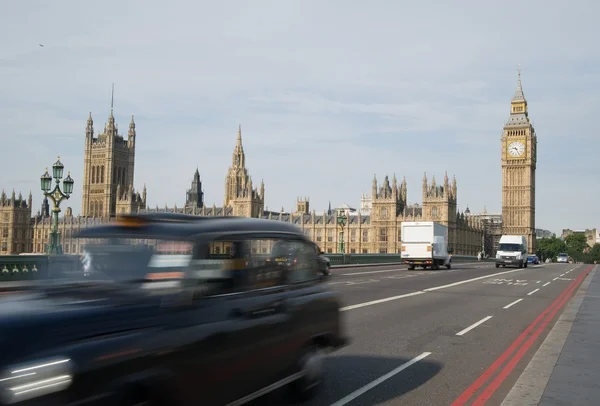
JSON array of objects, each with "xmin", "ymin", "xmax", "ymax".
[{"xmin": 39, "ymin": 44, "xmax": 44, "ymax": 47}]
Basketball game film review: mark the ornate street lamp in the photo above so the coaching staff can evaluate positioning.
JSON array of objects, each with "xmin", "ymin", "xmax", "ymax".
[
  {"xmin": 40, "ymin": 156, "xmax": 74, "ymax": 255},
  {"xmin": 336, "ymin": 209, "xmax": 347, "ymax": 254}
]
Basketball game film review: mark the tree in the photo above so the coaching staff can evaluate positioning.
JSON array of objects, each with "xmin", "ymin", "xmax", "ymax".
[
  {"xmin": 536, "ymin": 237, "xmax": 566, "ymax": 262},
  {"xmin": 565, "ymin": 234, "xmax": 588, "ymax": 262},
  {"xmin": 587, "ymin": 244, "xmax": 600, "ymax": 263}
]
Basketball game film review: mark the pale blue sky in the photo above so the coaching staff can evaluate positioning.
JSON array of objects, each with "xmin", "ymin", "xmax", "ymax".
[{"xmin": 1, "ymin": 0, "xmax": 598, "ymax": 235}]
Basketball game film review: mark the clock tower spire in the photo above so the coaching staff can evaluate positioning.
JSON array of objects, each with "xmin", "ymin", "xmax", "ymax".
[{"xmin": 501, "ymin": 67, "xmax": 538, "ymax": 252}]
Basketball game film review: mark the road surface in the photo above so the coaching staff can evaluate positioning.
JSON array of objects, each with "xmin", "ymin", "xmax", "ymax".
[{"xmin": 263, "ymin": 261, "xmax": 592, "ymax": 405}]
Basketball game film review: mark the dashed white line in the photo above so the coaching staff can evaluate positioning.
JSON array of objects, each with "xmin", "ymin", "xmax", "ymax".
[
  {"xmin": 503, "ymin": 298, "xmax": 523, "ymax": 309},
  {"xmin": 328, "ymin": 352, "xmax": 432, "ymax": 406},
  {"xmin": 560, "ymin": 274, "xmax": 565, "ymax": 277},
  {"xmin": 341, "ymin": 291, "xmax": 425, "ymax": 311},
  {"xmin": 423, "ymin": 268, "xmax": 526, "ymax": 292},
  {"xmin": 456, "ymin": 316, "xmax": 493, "ymax": 336},
  {"xmin": 553, "ymin": 277, "xmax": 559, "ymax": 281},
  {"xmin": 543, "ymin": 282, "xmax": 551, "ymax": 287},
  {"xmin": 341, "ymin": 268, "xmax": 406, "ymax": 276},
  {"xmin": 527, "ymin": 288, "xmax": 540, "ymax": 296},
  {"xmin": 340, "ymin": 267, "xmax": 528, "ymax": 311}
]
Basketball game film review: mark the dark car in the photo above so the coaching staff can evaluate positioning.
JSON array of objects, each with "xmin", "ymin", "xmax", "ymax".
[
  {"xmin": 0, "ymin": 213, "xmax": 348, "ymax": 406},
  {"xmin": 527, "ymin": 255, "xmax": 539, "ymax": 265},
  {"xmin": 267, "ymin": 241, "xmax": 331, "ymax": 277},
  {"xmin": 315, "ymin": 246, "xmax": 331, "ymax": 276}
]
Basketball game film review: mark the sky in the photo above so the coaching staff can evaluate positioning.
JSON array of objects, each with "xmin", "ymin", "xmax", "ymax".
[{"xmin": 1, "ymin": 0, "xmax": 599, "ymax": 236}]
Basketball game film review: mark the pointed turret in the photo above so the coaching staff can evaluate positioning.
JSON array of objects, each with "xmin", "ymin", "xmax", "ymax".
[
  {"xmin": 512, "ymin": 66, "xmax": 526, "ymax": 102},
  {"xmin": 452, "ymin": 175, "xmax": 457, "ymax": 197},
  {"xmin": 128, "ymin": 115, "xmax": 136, "ymax": 139},
  {"xmin": 86, "ymin": 112, "xmax": 94, "ymax": 139},
  {"xmin": 372, "ymin": 174, "xmax": 378, "ymax": 198},
  {"xmin": 105, "ymin": 83, "xmax": 117, "ymax": 136},
  {"xmin": 260, "ymin": 179, "xmax": 265, "ymax": 199}
]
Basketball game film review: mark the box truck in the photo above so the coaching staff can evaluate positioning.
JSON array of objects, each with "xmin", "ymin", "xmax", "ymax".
[
  {"xmin": 495, "ymin": 235, "xmax": 528, "ymax": 268},
  {"xmin": 401, "ymin": 221, "xmax": 451, "ymax": 270}
]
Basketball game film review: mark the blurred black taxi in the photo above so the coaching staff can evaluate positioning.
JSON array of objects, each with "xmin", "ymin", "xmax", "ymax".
[{"xmin": 0, "ymin": 213, "xmax": 348, "ymax": 406}]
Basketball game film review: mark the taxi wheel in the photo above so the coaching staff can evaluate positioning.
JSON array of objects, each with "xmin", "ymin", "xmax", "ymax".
[{"xmin": 291, "ymin": 345, "xmax": 326, "ymax": 401}]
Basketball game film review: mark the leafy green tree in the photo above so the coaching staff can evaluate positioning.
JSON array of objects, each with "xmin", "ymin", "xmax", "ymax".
[
  {"xmin": 565, "ymin": 233, "xmax": 588, "ymax": 253},
  {"xmin": 587, "ymin": 244, "xmax": 600, "ymax": 263},
  {"xmin": 536, "ymin": 237, "xmax": 566, "ymax": 262},
  {"xmin": 565, "ymin": 234, "xmax": 588, "ymax": 262}
]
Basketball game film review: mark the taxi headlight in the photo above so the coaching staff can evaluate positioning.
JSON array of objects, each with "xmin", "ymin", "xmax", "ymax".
[{"xmin": 0, "ymin": 358, "xmax": 73, "ymax": 404}]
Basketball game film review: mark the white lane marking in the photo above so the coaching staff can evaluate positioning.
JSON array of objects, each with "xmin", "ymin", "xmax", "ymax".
[
  {"xmin": 341, "ymin": 291, "xmax": 425, "ymax": 311},
  {"xmin": 342, "ymin": 268, "xmax": 529, "ymax": 311},
  {"xmin": 536, "ymin": 281, "xmax": 541, "ymax": 284},
  {"xmin": 503, "ymin": 298, "xmax": 523, "ymax": 309},
  {"xmin": 560, "ymin": 274, "xmax": 565, "ymax": 277},
  {"xmin": 527, "ymin": 288, "xmax": 540, "ymax": 296},
  {"xmin": 557, "ymin": 278, "xmax": 574, "ymax": 281},
  {"xmin": 553, "ymin": 277, "xmax": 559, "ymax": 281},
  {"xmin": 543, "ymin": 282, "xmax": 551, "ymax": 287},
  {"xmin": 341, "ymin": 268, "xmax": 406, "ymax": 276},
  {"xmin": 328, "ymin": 352, "xmax": 432, "ymax": 406},
  {"xmin": 345, "ymin": 279, "xmax": 379, "ymax": 286},
  {"xmin": 456, "ymin": 316, "xmax": 493, "ymax": 336},
  {"xmin": 423, "ymin": 268, "xmax": 526, "ymax": 292}
]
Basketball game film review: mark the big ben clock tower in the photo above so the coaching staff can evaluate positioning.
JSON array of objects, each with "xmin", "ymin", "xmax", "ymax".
[{"xmin": 501, "ymin": 68, "xmax": 537, "ymax": 252}]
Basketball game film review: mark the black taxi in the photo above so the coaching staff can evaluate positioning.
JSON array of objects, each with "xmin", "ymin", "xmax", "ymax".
[{"xmin": 0, "ymin": 213, "xmax": 348, "ymax": 406}]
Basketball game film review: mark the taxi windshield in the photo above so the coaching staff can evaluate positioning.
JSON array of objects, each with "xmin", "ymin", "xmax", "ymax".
[{"xmin": 62, "ymin": 237, "xmax": 193, "ymax": 284}]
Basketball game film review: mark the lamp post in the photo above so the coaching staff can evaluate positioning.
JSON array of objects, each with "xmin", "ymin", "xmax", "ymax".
[
  {"xmin": 336, "ymin": 209, "xmax": 347, "ymax": 254},
  {"xmin": 40, "ymin": 156, "xmax": 74, "ymax": 255}
]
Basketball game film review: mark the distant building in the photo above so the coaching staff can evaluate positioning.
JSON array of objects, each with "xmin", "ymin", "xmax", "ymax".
[
  {"xmin": 535, "ymin": 228, "xmax": 555, "ymax": 239},
  {"xmin": 561, "ymin": 229, "xmax": 597, "ymax": 248},
  {"xmin": 0, "ymin": 191, "xmax": 33, "ymax": 254},
  {"xmin": 465, "ymin": 206, "xmax": 503, "ymax": 256}
]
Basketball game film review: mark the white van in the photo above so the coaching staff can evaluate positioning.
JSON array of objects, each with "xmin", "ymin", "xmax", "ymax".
[{"xmin": 495, "ymin": 235, "xmax": 528, "ymax": 268}]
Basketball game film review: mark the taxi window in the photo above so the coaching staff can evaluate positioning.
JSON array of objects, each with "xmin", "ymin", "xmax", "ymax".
[
  {"xmin": 284, "ymin": 241, "xmax": 320, "ymax": 284},
  {"xmin": 78, "ymin": 237, "xmax": 193, "ymax": 284}
]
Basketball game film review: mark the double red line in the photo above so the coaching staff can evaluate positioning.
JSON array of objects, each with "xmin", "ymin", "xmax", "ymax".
[{"xmin": 452, "ymin": 264, "xmax": 594, "ymax": 406}]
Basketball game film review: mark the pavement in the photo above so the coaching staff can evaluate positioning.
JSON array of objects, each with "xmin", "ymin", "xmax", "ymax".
[{"xmin": 256, "ymin": 261, "xmax": 593, "ymax": 405}]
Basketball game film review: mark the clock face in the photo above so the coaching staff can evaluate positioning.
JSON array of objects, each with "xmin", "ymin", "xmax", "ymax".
[{"xmin": 508, "ymin": 141, "xmax": 525, "ymax": 157}]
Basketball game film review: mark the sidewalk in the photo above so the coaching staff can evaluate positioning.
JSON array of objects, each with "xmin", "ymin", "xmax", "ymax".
[
  {"xmin": 501, "ymin": 265, "xmax": 599, "ymax": 406},
  {"xmin": 539, "ymin": 265, "xmax": 600, "ymax": 405}
]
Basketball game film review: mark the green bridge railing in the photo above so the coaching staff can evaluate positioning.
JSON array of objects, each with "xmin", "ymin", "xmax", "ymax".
[
  {"xmin": 325, "ymin": 254, "xmax": 484, "ymax": 266},
  {"xmin": 0, "ymin": 253, "xmax": 486, "ymax": 286}
]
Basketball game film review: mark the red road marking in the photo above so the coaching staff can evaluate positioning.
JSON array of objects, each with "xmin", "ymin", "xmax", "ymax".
[
  {"xmin": 451, "ymin": 265, "xmax": 593, "ymax": 406},
  {"xmin": 471, "ymin": 265, "xmax": 593, "ymax": 405}
]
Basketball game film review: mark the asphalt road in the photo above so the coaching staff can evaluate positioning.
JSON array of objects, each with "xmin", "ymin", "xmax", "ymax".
[{"xmin": 260, "ymin": 261, "xmax": 591, "ymax": 405}]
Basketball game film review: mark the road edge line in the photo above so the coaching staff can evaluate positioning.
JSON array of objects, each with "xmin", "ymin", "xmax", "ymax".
[
  {"xmin": 328, "ymin": 352, "xmax": 432, "ymax": 406},
  {"xmin": 450, "ymin": 265, "xmax": 584, "ymax": 406},
  {"xmin": 472, "ymin": 265, "xmax": 593, "ymax": 404},
  {"xmin": 342, "ymin": 267, "xmax": 530, "ymax": 312},
  {"xmin": 499, "ymin": 265, "xmax": 597, "ymax": 406}
]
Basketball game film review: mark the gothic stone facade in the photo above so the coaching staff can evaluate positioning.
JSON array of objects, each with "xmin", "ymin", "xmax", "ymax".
[
  {"xmin": 0, "ymin": 191, "xmax": 33, "ymax": 254},
  {"xmin": 501, "ymin": 71, "xmax": 537, "ymax": 252},
  {"xmin": 26, "ymin": 118, "xmax": 482, "ymax": 255},
  {"xmin": 81, "ymin": 110, "xmax": 146, "ymax": 218}
]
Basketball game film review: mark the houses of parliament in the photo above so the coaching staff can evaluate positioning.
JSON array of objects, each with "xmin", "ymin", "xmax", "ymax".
[{"xmin": 0, "ymin": 72, "xmax": 538, "ymax": 257}]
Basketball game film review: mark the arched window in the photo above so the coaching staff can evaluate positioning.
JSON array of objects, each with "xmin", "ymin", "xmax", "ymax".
[
  {"xmin": 100, "ymin": 166, "xmax": 105, "ymax": 183},
  {"xmin": 432, "ymin": 207, "xmax": 438, "ymax": 217},
  {"xmin": 92, "ymin": 166, "xmax": 96, "ymax": 184}
]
